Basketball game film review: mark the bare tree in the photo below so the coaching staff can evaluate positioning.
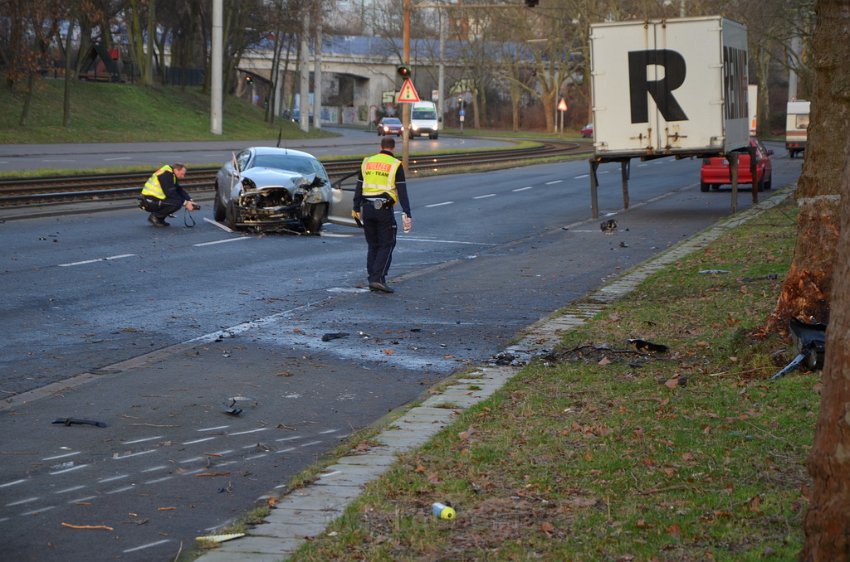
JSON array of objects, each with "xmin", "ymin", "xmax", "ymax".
[{"xmin": 797, "ymin": 0, "xmax": 850, "ymax": 558}]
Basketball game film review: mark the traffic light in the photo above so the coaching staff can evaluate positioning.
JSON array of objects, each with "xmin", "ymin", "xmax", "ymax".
[
  {"xmin": 524, "ymin": 0, "xmax": 539, "ymax": 6},
  {"xmin": 397, "ymin": 65, "xmax": 411, "ymax": 78}
]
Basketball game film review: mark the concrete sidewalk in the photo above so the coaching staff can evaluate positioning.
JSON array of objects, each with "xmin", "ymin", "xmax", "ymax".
[{"xmin": 194, "ymin": 186, "xmax": 793, "ymax": 562}]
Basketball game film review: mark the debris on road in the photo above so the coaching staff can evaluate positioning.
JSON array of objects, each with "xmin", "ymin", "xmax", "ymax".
[
  {"xmin": 600, "ymin": 219, "xmax": 617, "ymax": 234},
  {"xmin": 771, "ymin": 318, "xmax": 826, "ymax": 380},
  {"xmin": 52, "ymin": 417, "xmax": 107, "ymax": 428},
  {"xmin": 321, "ymin": 332, "xmax": 349, "ymax": 342},
  {"xmin": 61, "ymin": 522, "xmax": 114, "ymax": 531}
]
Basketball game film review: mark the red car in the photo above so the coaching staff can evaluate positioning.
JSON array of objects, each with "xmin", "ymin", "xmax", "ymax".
[
  {"xmin": 377, "ymin": 117, "xmax": 403, "ymax": 137},
  {"xmin": 700, "ymin": 138, "xmax": 773, "ymax": 192},
  {"xmin": 580, "ymin": 122, "xmax": 593, "ymax": 138}
]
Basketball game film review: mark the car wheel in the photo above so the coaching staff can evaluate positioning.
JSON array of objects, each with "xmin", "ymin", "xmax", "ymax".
[
  {"xmin": 430, "ymin": 133, "xmax": 438, "ymax": 139},
  {"xmin": 303, "ymin": 204, "xmax": 325, "ymax": 235},
  {"xmin": 213, "ymin": 187, "xmax": 226, "ymax": 222},
  {"xmin": 700, "ymin": 182, "xmax": 710, "ymax": 192},
  {"xmin": 225, "ymin": 200, "xmax": 239, "ymax": 230}
]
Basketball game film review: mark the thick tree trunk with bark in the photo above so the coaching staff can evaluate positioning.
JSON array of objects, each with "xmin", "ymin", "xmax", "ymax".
[
  {"xmin": 801, "ymin": 2, "xmax": 850, "ymax": 560},
  {"xmin": 764, "ymin": 0, "xmax": 850, "ymax": 337}
]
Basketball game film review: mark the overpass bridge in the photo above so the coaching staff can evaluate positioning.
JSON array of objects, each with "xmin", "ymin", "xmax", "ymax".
[{"xmin": 235, "ymin": 35, "xmax": 466, "ymax": 126}]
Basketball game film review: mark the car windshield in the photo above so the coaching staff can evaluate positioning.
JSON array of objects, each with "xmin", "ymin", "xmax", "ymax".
[
  {"xmin": 383, "ymin": 118, "xmax": 401, "ymax": 125},
  {"xmin": 412, "ymin": 109, "xmax": 436, "ymax": 119},
  {"xmin": 253, "ymin": 154, "xmax": 321, "ymax": 176}
]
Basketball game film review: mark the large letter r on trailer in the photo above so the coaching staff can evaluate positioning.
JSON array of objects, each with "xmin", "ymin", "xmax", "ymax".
[{"xmin": 628, "ymin": 49, "xmax": 688, "ymax": 123}]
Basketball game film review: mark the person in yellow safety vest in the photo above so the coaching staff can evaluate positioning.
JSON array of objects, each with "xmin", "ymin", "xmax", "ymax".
[
  {"xmin": 352, "ymin": 136, "xmax": 413, "ymax": 293},
  {"xmin": 139, "ymin": 163, "xmax": 198, "ymax": 227}
]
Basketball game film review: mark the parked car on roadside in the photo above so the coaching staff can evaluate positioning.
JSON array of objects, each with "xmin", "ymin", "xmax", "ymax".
[
  {"xmin": 700, "ymin": 138, "xmax": 773, "ymax": 192},
  {"xmin": 377, "ymin": 117, "xmax": 403, "ymax": 136},
  {"xmin": 213, "ymin": 147, "xmax": 332, "ymax": 234},
  {"xmin": 580, "ymin": 123, "xmax": 594, "ymax": 138}
]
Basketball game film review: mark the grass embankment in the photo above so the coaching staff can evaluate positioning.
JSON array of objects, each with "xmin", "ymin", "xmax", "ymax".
[
  {"xmin": 0, "ymin": 79, "xmax": 334, "ymax": 144},
  {"xmin": 281, "ymin": 196, "xmax": 813, "ymax": 561}
]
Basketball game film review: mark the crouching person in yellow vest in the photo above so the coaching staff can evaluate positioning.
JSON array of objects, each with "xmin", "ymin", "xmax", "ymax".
[{"xmin": 139, "ymin": 163, "xmax": 197, "ymax": 227}]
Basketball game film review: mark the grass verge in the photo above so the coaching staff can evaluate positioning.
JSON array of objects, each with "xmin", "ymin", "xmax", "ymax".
[
  {"xmin": 284, "ymin": 195, "xmax": 814, "ymax": 561},
  {"xmin": 0, "ymin": 80, "xmax": 334, "ymax": 144}
]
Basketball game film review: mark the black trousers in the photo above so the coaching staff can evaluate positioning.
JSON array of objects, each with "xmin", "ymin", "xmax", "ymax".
[
  {"xmin": 141, "ymin": 196, "xmax": 183, "ymax": 219},
  {"xmin": 361, "ymin": 204, "xmax": 397, "ymax": 283}
]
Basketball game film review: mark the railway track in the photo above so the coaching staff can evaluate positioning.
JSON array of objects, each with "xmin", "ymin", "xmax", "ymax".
[{"xmin": 0, "ymin": 141, "xmax": 586, "ymax": 208}]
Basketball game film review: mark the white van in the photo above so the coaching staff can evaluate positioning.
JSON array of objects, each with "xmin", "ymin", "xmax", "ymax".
[
  {"xmin": 409, "ymin": 101, "xmax": 439, "ymax": 139},
  {"xmin": 785, "ymin": 100, "xmax": 810, "ymax": 158}
]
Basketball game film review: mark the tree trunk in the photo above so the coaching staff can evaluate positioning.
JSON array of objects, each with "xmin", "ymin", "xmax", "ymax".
[
  {"xmin": 801, "ymin": 1, "xmax": 850, "ymax": 560},
  {"xmin": 764, "ymin": 0, "xmax": 850, "ymax": 337},
  {"xmin": 18, "ymin": 72, "xmax": 34, "ymax": 126}
]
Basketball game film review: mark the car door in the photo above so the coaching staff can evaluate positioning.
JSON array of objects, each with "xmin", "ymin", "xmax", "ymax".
[{"xmin": 326, "ymin": 170, "xmax": 359, "ymax": 228}]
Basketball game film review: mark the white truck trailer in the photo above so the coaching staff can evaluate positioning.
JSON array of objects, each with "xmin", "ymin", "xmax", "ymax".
[{"xmin": 589, "ymin": 16, "xmax": 749, "ymax": 158}]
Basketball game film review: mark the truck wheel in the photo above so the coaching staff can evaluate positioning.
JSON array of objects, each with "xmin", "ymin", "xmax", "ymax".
[
  {"xmin": 700, "ymin": 182, "xmax": 710, "ymax": 192},
  {"xmin": 430, "ymin": 133, "xmax": 438, "ymax": 140}
]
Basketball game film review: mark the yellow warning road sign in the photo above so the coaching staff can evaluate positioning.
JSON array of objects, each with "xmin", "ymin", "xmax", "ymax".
[{"xmin": 397, "ymin": 79, "xmax": 421, "ymax": 103}]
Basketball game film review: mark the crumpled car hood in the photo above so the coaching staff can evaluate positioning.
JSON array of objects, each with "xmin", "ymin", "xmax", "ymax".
[{"xmin": 240, "ymin": 167, "xmax": 312, "ymax": 189}]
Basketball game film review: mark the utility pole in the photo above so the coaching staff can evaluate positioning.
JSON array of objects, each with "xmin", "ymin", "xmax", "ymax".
[
  {"xmin": 402, "ymin": 0, "xmax": 411, "ymax": 172},
  {"xmin": 299, "ymin": 7, "xmax": 310, "ymax": 132},
  {"xmin": 210, "ymin": 0, "xmax": 223, "ymax": 134},
  {"xmin": 313, "ymin": 8, "xmax": 323, "ymax": 131}
]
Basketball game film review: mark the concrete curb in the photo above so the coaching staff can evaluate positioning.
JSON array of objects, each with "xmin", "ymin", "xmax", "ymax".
[{"xmin": 195, "ymin": 186, "xmax": 794, "ymax": 561}]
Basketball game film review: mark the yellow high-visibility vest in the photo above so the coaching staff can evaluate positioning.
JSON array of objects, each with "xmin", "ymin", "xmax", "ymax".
[
  {"xmin": 361, "ymin": 153, "xmax": 400, "ymax": 203},
  {"xmin": 141, "ymin": 165, "xmax": 173, "ymax": 200}
]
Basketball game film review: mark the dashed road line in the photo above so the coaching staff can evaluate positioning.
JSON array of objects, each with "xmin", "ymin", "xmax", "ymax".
[
  {"xmin": 49, "ymin": 464, "xmax": 89, "ymax": 476},
  {"xmin": 275, "ymin": 436, "xmax": 303, "ymax": 442},
  {"xmin": 545, "ymin": 180, "xmax": 563, "ymax": 185},
  {"xmin": 300, "ymin": 440, "xmax": 323, "ymax": 448},
  {"xmin": 112, "ymin": 450, "xmax": 156, "ymax": 460},
  {"xmin": 183, "ymin": 436, "xmax": 217, "ymax": 445},
  {"xmin": 21, "ymin": 506, "xmax": 55, "ymax": 516},
  {"xmin": 68, "ymin": 495, "xmax": 96, "ymax": 504},
  {"xmin": 123, "ymin": 539, "xmax": 171, "ymax": 553},
  {"xmin": 0, "ymin": 479, "xmax": 28, "ymax": 489},
  {"xmin": 42, "ymin": 451, "xmax": 80, "ymax": 461},
  {"xmin": 54, "ymin": 485, "xmax": 86, "ymax": 495},
  {"xmin": 98, "ymin": 474, "xmax": 128, "ymax": 484},
  {"xmin": 58, "ymin": 254, "xmax": 136, "ymax": 267},
  {"xmin": 228, "ymin": 427, "xmax": 268, "ymax": 436},
  {"xmin": 105, "ymin": 485, "xmax": 135, "ymax": 494},
  {"xmin": 473, "ymin": 193, "xmax": 496, "ymax": 199},
  {"xmin": 513, "ymin": 186, "xmax": 533, "ymax": 192},
  {"xmin": 245, "ymin": 453, "xmax": 268, "ymax": 461},
  {"xmin": 194, "ymin": 237, "xmax": 249, "ymax": 247},
  {"xmin": 198, "ymin": 425, "xmax": 230, "ymax": 432},
  {"xmin": 143, "ymin": 476, "xmax": 173, "ymax": 485},
  {"xmin": 178, "ymin": 456, "xmax": 205, "ymax": 465},
  {"xmin": 425, "ymin": 201, "xmax": 453, "ymax": 208},
  {"xmin": 6, "ymin": 497, "xmax": 40, "ymax": 507},
  {"xmin": 141, "ymin": 465, "xmax": 169, "ymax": 473}
]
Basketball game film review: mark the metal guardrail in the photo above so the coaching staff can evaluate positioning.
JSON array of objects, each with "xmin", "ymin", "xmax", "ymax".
[{"xmin": 0, "ymin": 142, "xmax": 584, "ymax": 208}]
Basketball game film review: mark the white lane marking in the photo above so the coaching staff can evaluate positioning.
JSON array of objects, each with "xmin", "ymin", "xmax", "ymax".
[
  {"xmin": 43, "ymin": 159, "xmax": 75, "ymax": 163},
  {"xmin": 545, "ymin": 180, "xmax": 563, "ymax": 185},
  {"xmin": 104, "ymin": 157, "xmax": 132, "ymax": 161},
  {"xmin": 209, "ymin": 449, "xmax": 233, "ymax": 456},
  {"xmin": 98, "ymin": 474, "xmax": 128, "ymax": 484},
  {"xmin": 228, "ymin": 427, "xmax": 268, "ymax": 436},
  {"xmin": 21, "ymin": 506, "xmax": 55, "ymax": 516},
  {"xmin": 143, "ymin": 476, "xmax": 172, "ymax": 485},
  {"xmin": 42, "ymin": 451, "xmax": 80, "ymax": 461},
  {"xmin": 321, "ymin": 232, "xmax": 356, "ymax": 238},
  {"xmin": 54, "ymin": 485, "xmax": 86, "ymax": 495},
  {"xmin": 638, "ymin": 163, "xmax": 649, "ymax": 167},
  {"xmin": 106, "ymin": 485, "xmax": 135, "ymax": 494},
  {"xmin": 203, "ymin": 217, "xmax": 234, "ymax": 232},
  {"xmin": 275, "ymin": 436, "xmax": 303, "ymax": 442},
  {"xmin": 275, "ymin": 447, "xmax": 296, "ymax": 454},
  {"xmin": 0, "ymin": 479, "xmax": 28, "ymax": 488},
  {"xmin": 6, "ymin": 497, "xmax": 40, "ymax": 507},
  {"xmin": 112, "ymin": 450, "xmax": 156, "ymax": 460},
  {"xmin": 194, "ymin": 237, "xmax": 250, "ymax": 247},
  {"xmin": 123, "ymin": 539, "xmax": 171, "ymax": 553},
  {"xmin": 300, "ymin": 440, "xmax": 323, "ymax": 448},
  {"xmin": 183, "ymin": 437, "xmax": 217, "ymax": 445},
  {"xmin": 198, "ymin": 425, "xmax": 230, "ymax": 432},
  {"xmin": 58, "ymin": 254, "xmax": 136, "ymax": 267},
  {"xmin": 599, "ymin": 170, "xmax": 610, "ymax": 174},
  {"xmin": 122, "ymin": 436, "xmax": 162, "ymax": 445},
  {"xmin": 141, "ymin": 465, "xmax": 168, "ymax": 473},
  {"xmin": 319, "ymin": 429, "xmax": 339, "ymax": 434},
  {"xmin": 178, "ymin": 456, "xmax": 205, "ymax": 464},
  {"xmin": 245, "ymin": 453, "xmax": 267, "ymax": 461},
  {"xmin": 473, "ymin": 193, "xmax": 496, "ymax": 199},
  {"xmin": 574, "ymin": 174, "xmax": 589, "ymax": 179},
  {"xmin": 513, "ymin": 186, "xmax": 533, "ymax": 192},
  {"xmin": 214, "ymin": 461, "xmax": 237, "ymax": 468},
  {"xmin": 425, "ymin": 201, "xmax": 453, "ymax": 208},
  {"xmin": 68, "ymin": 495, "xmax": 97, "ymax": 504},
  {"xmin": 0, "ymin": 517, "xmax": 9, "ymax": 523},
  {"xmin": 49, "ymin": 464, "xmax": 89, "ymax": 475},
  {"xmin": 179, "ymin": 468, "xmax": 206, "ymax": 476},
  {"xmin": 327, "ymin": 287, "xmax": 370, "ymax": 293}
]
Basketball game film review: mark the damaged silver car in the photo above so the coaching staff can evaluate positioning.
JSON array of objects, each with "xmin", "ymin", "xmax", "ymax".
[{"xmin": 213, "ymin": 147, "xmax": 333, "ymax": 234}]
